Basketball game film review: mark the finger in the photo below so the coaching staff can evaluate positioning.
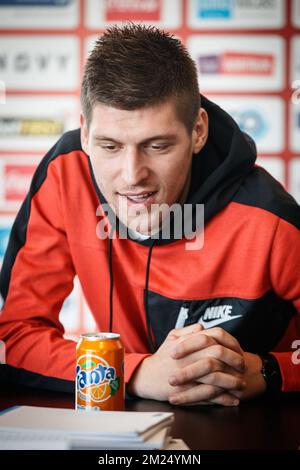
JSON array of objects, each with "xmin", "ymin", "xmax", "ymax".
[
  {"xmin": 169, "ymin": 357, "xmax": 246, "ymax": 388},
  {"xmin": 200, "ymin": 327, "xmax": 243, "ymax": 355},
  {"xmin": 169, "ymin": 357, "xmax": 221, "ymax": 387},
  {"xmin": 225, "ymin": 389, "xmax": 243, "ymax": 399},
  {"xmin": 172, "ymin": 342, "xmax": 245, "ymax": 373},
  {"xmin": 168, "ymin": 323, "xmax": 203, "ymax": 339},
  {"xmin": 203, "ymin": 344, "xmax": 245, "ymax": 372},
  {"xmin": 196, "ymin": 371, "xmax": 246, "ymax": 390},
  {"xmin": 169, "ymin": 383, "xmax": 225, "ymax": 405},
  {"xmin": 208, "ymin": 393, "xmax": 240, "ymax": 406},
  {"xmin": 168, "ymin": 382, "xmax": 240, "ymax": 407},
  {"xmin": 170, "ymin": 333, "xmax": 218, "ymax": 359},
  {"xmin": 184, "ymin": 393, "xmax": 240, "ymax": 407}
]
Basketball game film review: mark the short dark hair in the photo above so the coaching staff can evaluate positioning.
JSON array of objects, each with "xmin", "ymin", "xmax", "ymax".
[{"xmin": 81, "ymin": 23, "xmax": 200, "ymax": 133}]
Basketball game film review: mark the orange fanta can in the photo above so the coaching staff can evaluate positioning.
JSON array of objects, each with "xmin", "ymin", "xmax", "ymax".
[{"xmin": 76, "ymin": 333, "xmax": 125, "ymax": 411}]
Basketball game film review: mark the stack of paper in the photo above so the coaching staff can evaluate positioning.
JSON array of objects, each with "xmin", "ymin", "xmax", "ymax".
[{"xmin": 0, "ymin": 406, "xmax": 189, "ymax": 450}]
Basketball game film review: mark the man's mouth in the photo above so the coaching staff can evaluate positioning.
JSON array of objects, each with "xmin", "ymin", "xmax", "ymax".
[{"xmin": 118, "ymin": 191, "xmax": 157, "ymax": 206}]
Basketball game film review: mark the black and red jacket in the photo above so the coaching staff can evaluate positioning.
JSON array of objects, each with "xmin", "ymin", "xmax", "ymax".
[{"xmin": 0, "ymin": 95, "xmax": 299, "ymax": 393}]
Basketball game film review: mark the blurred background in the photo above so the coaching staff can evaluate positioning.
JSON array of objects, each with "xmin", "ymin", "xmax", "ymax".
[{"xmin": 0, "ymin": 0, "xmax": 299, "ymax": 338}]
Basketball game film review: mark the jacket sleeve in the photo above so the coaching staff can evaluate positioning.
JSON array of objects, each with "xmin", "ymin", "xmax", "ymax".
[
  {"xmin": 269, "ymin": 217, "xmax": 300, "ymax": 392},
  {"xmin": 0, "ymin": 157, "xmax": 77, "ymax": 391},
  {"xmin": 0, "ymin": 154, "xmax": 151, "ymax": 395}
]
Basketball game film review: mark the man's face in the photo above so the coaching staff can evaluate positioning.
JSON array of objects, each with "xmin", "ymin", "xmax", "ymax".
[{"xmin": 81, "ymin": 99, "xmax": 208, "ymax": 234}]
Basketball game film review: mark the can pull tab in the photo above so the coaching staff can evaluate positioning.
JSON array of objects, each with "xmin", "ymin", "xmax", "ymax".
[{"xmin": 174, "ymin": 305, "xmax": 189, "ymax": 329}]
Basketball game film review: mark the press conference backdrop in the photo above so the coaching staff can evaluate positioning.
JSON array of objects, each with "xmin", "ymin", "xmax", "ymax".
[{"xmin": 0, "ymin": 0, "xmax": 299, "ymax": 339}]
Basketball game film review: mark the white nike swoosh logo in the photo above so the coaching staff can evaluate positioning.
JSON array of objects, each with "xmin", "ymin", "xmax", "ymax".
[{"xmin": 198, "ymin": 314, "xmax": 242, "ymax": 329}]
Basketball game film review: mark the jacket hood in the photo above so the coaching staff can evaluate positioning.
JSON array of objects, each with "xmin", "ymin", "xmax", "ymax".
[{"xmin": 186, "ymin": 94, "xmax": 256, "ymax": 224}]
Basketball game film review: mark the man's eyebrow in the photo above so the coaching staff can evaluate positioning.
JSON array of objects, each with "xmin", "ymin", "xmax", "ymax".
[{"xmin": 92, "ymin": 134, "xmax": 178, "ymax": 144}]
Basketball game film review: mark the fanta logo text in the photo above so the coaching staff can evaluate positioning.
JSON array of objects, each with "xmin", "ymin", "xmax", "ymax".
[{"xmin": 76, "ymin": 363, "xmax": 116, "ymax": 390}]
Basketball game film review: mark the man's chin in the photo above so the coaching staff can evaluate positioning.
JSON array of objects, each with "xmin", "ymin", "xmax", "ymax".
[{"xmin": 116, "ymin": 214, "xmax": 159, "ymax": 236}]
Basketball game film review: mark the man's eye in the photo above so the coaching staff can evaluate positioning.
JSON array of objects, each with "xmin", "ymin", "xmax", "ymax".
[
  {"xmin": 101, "ymin": 145, "xmax": 118, "ymax": 151},
  {"xmin": 149, "ymin": 144, "xmax": 169, "ymax": 151}
]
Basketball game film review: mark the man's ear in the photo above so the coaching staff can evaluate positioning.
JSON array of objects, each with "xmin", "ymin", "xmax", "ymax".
[
  {"xmin": 80, "ymin": 113, "xmax": 89, "ymax": 154},
  {"xmin": 192, "ymin": 107, "xmax": 209, "ymax": 154}
]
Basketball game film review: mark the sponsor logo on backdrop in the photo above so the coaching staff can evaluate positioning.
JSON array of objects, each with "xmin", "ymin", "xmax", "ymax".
[
  {"xmin": 188, "ymin": 35, "xmax": 284, "ymax": 91},
  {"xmin": 232, "ymin": 108, "xmax": 267, "ymax": 140},
  {"xmin": 198, "ymin": 52, "xmax": 274, "ymax": 76},
  {"xmin": 0, "ymin": 156, "xmax": 40, "ymax": 210},
  {"xmin": 0, "ymin": 118, "xmax": 64, "ymax": 138},
  {"xmin": 0, "ymin": 0, "xmax": 72, "ymax": 4},
  {"xmin": 105, "ymin": 0, "xmax": 161, "ymax": 21},
  {"xmin": 0, "ymin": 36, "xmax": 78, "ymax": 91},
  {"xmin": 4, "ymin": 165, "xmax": 37, "ymax": 201},
  {"xmin": 0, "ymin": 0, "xmax": 78, "ymax": 29},
  {"xmin": 0, "ymin": 96, "xmax": 78, "ymax": 151},
  {"xmin": 0, "ymin": 51, "xmax": 70, "ymax": 73},
  {"xmin": 211, "ymin": 96, "xmax": 284, "ymax": 153},
  {"xmin": 189, "ymin": 0, "xmax": 284, "ymax": 28},
  {"xmin": 197, "ymin": 0, "xmax": 232, "ymax": 18},
  {"xmin": 85, "ymin": 0, "xmax": 180, "ymax": 29}
]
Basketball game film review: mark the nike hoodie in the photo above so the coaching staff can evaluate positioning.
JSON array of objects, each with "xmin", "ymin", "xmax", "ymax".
[{"xmin": 0, "ymin": 95, "xmax": 299, "ymax": 394}]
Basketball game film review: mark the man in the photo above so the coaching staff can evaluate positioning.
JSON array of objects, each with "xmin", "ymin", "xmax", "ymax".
[{"xmin": 0, "ymin": 25, "xmax": 299, "ymax": 407}]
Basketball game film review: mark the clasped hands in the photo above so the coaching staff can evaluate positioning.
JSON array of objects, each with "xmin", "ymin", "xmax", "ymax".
[{"xmin": 128, "ymin": 323, "xmax": 266, "ymax": 406}]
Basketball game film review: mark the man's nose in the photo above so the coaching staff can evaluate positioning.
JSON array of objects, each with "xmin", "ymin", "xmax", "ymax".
[{"xmin": 121, "ymin": 147, "xmax": 149, "ymax": 185}]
